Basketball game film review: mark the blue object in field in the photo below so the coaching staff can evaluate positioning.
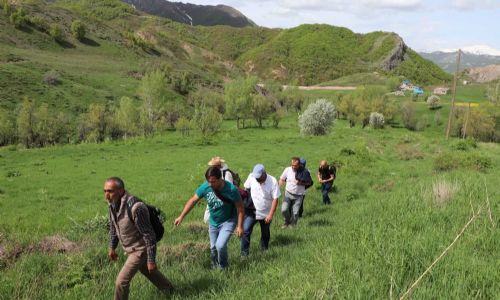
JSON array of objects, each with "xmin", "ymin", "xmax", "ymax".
[
  {"xmin": 403, "ymin": 79, "xmax": 411, "ymax": 85},
  {"xmin": 413, "ymin": 86, "xmax": 424, "ymax": 96}
]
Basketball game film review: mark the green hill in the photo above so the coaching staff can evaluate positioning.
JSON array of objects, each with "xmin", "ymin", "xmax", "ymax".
[
  {"xmin": 235, "ymin": 24, "xmax": 452, "ymax": 85},
  {"xmin": 0, "ymin": 0, "xmax": 451, "ymax": 115}
]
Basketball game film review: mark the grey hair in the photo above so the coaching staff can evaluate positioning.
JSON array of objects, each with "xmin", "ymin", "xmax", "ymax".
[{"xmin": 106, "ymin": 177, "xmax": 125, "ymax": 189}]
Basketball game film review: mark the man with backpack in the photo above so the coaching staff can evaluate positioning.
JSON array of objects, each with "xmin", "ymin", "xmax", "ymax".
[
  {"xmin": 174, "ymin": 166, "xmax": 244, "ymax": 270},
  {"xmin": 317, "ymin": 160, "xmax": 336, "ymax": 205},
  {"xmin": 104, "ymin": 177, "xmax": 173, "ymax": 300},
  {"xmin": 241, "ymin": 164, "xmax": 280, "ymax": 256},
  {"xmin": 279, "ymin": 157, "xmax": 311, "ymax": 228}
]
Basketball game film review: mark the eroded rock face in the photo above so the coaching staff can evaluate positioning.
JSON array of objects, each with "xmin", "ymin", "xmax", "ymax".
[
  {"xmin": 381, "ymin": 35, "xmax": 407, "ymax": 71},
  {"xmin": 466, "ymin": 64, "xmax": 500, "ymax": 82}
]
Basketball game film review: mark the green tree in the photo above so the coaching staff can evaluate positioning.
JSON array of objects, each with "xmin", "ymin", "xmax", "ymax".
[
  {"xmin": 251, "ymin": 94, "xmax": 273, "ymax": 128},
  {"xmin": 114, "ymin": 96, "xmax": 139, "ymax": 139},
  {"xmin": 194, "ymin": 104, "xmax": 222, "ymax": 138},
  {"xmin": 138, "ymin": 70, "xmax": 168, "ymax": 135},
  {"xmin": 16, "ymin": 97, "xmax": 36, "ymax": 148},
  {"xmin": 0, "ymin": 109, "xmax": 16, "ymax": 146},
  {"xmin": 34, "ymin": 103, "xmax": 51, "ymax": 147},
  {"xmin": 85, "ymin": 103, "xmax": 107, "ymax": 143},
  {"xmin": 71, "ymin": 20, "xmax": 86, "ymax": 41},
  {"xmin": 224, "ymin": 76, "xmax": 258, "ymax": 128}
]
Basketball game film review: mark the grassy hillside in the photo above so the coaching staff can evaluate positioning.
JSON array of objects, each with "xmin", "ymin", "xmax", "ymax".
[
  {"xmin": 0, "ymin": 0, "xmax": 237, "ymax": 113},
  {"xmin": 0, "ymin": 110, "xmax": 498, "ymax": 298},
  {"xmin": 235, "ymin": 24, "xmax": 451, "ymax": 85},
  {"xmin": 0, "ymin": 0, "xmax": 453, "ymax": 118}
]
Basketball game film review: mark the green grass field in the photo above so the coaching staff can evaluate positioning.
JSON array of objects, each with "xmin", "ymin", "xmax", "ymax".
[{"xmin": 1, "ymin": 111, "xmax": 498, "ymax": 299}]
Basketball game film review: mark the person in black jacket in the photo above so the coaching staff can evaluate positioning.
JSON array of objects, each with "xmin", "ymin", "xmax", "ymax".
[{"xmin": 317, "ymin": 160, "xmax": 336, "ymax": 205}]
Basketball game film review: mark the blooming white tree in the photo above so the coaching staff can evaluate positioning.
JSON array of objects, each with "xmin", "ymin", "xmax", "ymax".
[
  {"xmin": 369, "ymin": 112, "xmax": 385, "ymax": 129},
  {"xmin": 298, "ymin": 99, "xmax": 336, "ymax": 135}
]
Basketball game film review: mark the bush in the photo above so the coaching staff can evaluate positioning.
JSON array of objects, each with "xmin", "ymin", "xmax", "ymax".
[
  {"xmin": 434, "ymin": 153, "xmax": 462, "ymax": 171},
  {"xmin": 369, "ymin": 112, "xmax": 385, "ymax": 129},
  {"xmin": 29, "ymin": 16, "xmax": 48, "ymax": 32},
  {"xmin": 49, "ymin": 24, "xmax": 63, "ymax": 42},
  {"xmin": 298, "ymin": 99, "xmax": 336, "ymax": 135},
  {"xmin": 427, "ymin": 95, "xmax": 441, "ymax": 109},
  {"xmin": 2, "ymin": 1, "xmax": 12, "ymax": 17},
  {"xmin": 70, "ymin": 20, "xmax": 86, "ymax": 41},
  {"xmin": 174, "ymin": 117, "xmax": 193, "ymax": 137},
  {"xmin": 194, "ymin": 105, "xmax": 222, "ymax": 138},
  {"xmin": 401, "ymin": 101, "xmax": 416, "ymax": 130},
  {"xmin": 451, "ymin": 139, "xmax": 477, "ymax": 151},
  {"xmin": 43, "ymin": 70, "xmax": 61, "ymax": 85},
  {"xmin": 9, "ymin": 9, "xmax": 27, "ymax": 29}
]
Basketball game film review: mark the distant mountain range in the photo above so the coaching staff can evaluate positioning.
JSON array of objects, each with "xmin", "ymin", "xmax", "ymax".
[
  {"xmin": 122, "ymin": 0, "xmax": 256, "ymax": 27},
  {"xmin": 419, "ymin": 50, "xmax": 500, "ymax": 73}
]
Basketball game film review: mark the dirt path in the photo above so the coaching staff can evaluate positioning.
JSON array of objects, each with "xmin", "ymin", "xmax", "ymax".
[{"xmin": 283, "ymin": 85, "xmax": 357, "ymax": 91}]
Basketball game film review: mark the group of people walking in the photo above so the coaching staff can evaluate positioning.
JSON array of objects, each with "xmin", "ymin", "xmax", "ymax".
[{"xmin": 103, "ymin": 156, "xmax": 336, "ymax": 299}]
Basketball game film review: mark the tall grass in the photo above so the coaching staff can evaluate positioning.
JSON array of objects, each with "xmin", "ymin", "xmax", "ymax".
[{"xmin": 0, "ymin": 117, "xmax": 498, "ymax": 299}]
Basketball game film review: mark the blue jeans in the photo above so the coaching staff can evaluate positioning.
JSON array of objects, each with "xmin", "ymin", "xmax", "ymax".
[
  {"xmin": 208, "ymin": 218, "xmax": 236, "ymax": 269},
  {"xmin": 321, "ymin": 182, "xmax": 332, "ymax": 204},
  {"xmin": 241, "ymin": 215, "xmax": 271, "ymax": 256}
]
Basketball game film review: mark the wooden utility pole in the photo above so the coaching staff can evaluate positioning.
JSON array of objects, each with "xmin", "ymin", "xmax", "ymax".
[{"xmin": 446, "ymin": 49, "xmax": 461, "ymax": 139}]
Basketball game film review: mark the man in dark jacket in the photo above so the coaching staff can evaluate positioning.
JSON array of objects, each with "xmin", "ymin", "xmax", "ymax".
[{"xmin": 105, "ymin": 177, "xmax": 173, "ymax": 300}]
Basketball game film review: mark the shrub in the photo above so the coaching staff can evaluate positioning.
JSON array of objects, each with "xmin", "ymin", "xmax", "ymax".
[
  {"xmin": 369, "ymin": 112, "xmax": 385, "ymax": 129},
  {"xmin": 49, "ymin": 24, "xmax": 63, "ymax": 42},
  {"xmin": 193, "ymin": 105, "xmax": 222, "ymax": 138},
  {"xmin": 401, "ymin": 101, "xmax": 416, "ymax": 130},
  {"xmin": 43, "ymin": 70, "xmax": 61, "ymax": 85},
  {"xmin": 174, "ymin": 117, "xmax": 193, "ymax": 137},
  {"xmin": 70, "ymin": 20, "xmax": 86, "ymax": 41},
  {"xmin": 3, "ymin": 1, "xmax": 12, "ymax": 16},
  {"xmin": 9, "ymin": 9, "xmax": 26, "ymax": 29},
  {"xmin": 298, "ymin": 99, "xmax": 336, "ymax": 135},
  {"xmin": 434, "ymin": 153, "xmax": 462, "ymax": 171},
  {"xmin": 427, "ymin": 95, "xmax": 441, "ymax": 109},
  {"xmin": 451, "ymin": 139, "xmax": 477, "ymax": 151},
  {"xmin": 29, "ymin": 16, "xmax": 48, "ymax": 32}
]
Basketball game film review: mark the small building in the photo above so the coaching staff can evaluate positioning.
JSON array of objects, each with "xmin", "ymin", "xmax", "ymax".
[
  {"xmin": 400, "ymin": 80, "xmax": 414, "ymax": 91},
  {"xmin": 433, "ymin": 87, "xmax": 450, "ymax": 95},
  {"xmin": 412, "ymin": 86, "xmax": 424, "ymax": 96}
]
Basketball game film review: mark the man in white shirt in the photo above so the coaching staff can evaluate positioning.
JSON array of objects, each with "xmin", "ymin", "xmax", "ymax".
[
  {"xmin": 241, "ymin": 164, "xmax": 280, "ymax": 256},
  {"xmin": 279, "ymin": 157, "xmax": 309, "ymax": 228}
]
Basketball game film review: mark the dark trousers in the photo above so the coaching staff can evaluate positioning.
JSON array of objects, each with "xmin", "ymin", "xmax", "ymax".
[
  {"xmin": 241, "ymin": 215, "xmax": 271, "ymax": 256},
  {"xmin": 321, "ymin": 182, "xmax": 332, "ymax": 204}
]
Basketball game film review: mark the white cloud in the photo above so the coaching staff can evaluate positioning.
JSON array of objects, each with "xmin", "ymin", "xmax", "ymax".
[
  {"xmin": 450, "ymin": 0, "xmax": 500, "ymax": 10},
  {"xmin": 277, "ymin": 0, "xmax": 423, "ymax": 12}
]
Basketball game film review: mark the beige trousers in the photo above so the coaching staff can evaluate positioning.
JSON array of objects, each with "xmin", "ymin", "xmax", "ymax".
[{"xmin": 114, "ymin": 251, "xmax": 173, "ymax": 300}]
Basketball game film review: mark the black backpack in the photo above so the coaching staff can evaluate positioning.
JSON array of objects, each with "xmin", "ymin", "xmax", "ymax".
[
  {"xmin": 223, "ymin": 169, "xmax": 241, "ymax": 187},
  {"xmin": 126, "ymin": 198, "xmax": 165, "ymax": 242},
  {"xmin": 296, "ymin": 166, "xmax": 314, "ymax": 189}
]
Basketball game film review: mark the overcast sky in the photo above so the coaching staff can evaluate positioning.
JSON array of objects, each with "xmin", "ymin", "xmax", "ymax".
[{"xmin": 183, "ymin": 0, "xmax": 500, "ymax": 53}]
